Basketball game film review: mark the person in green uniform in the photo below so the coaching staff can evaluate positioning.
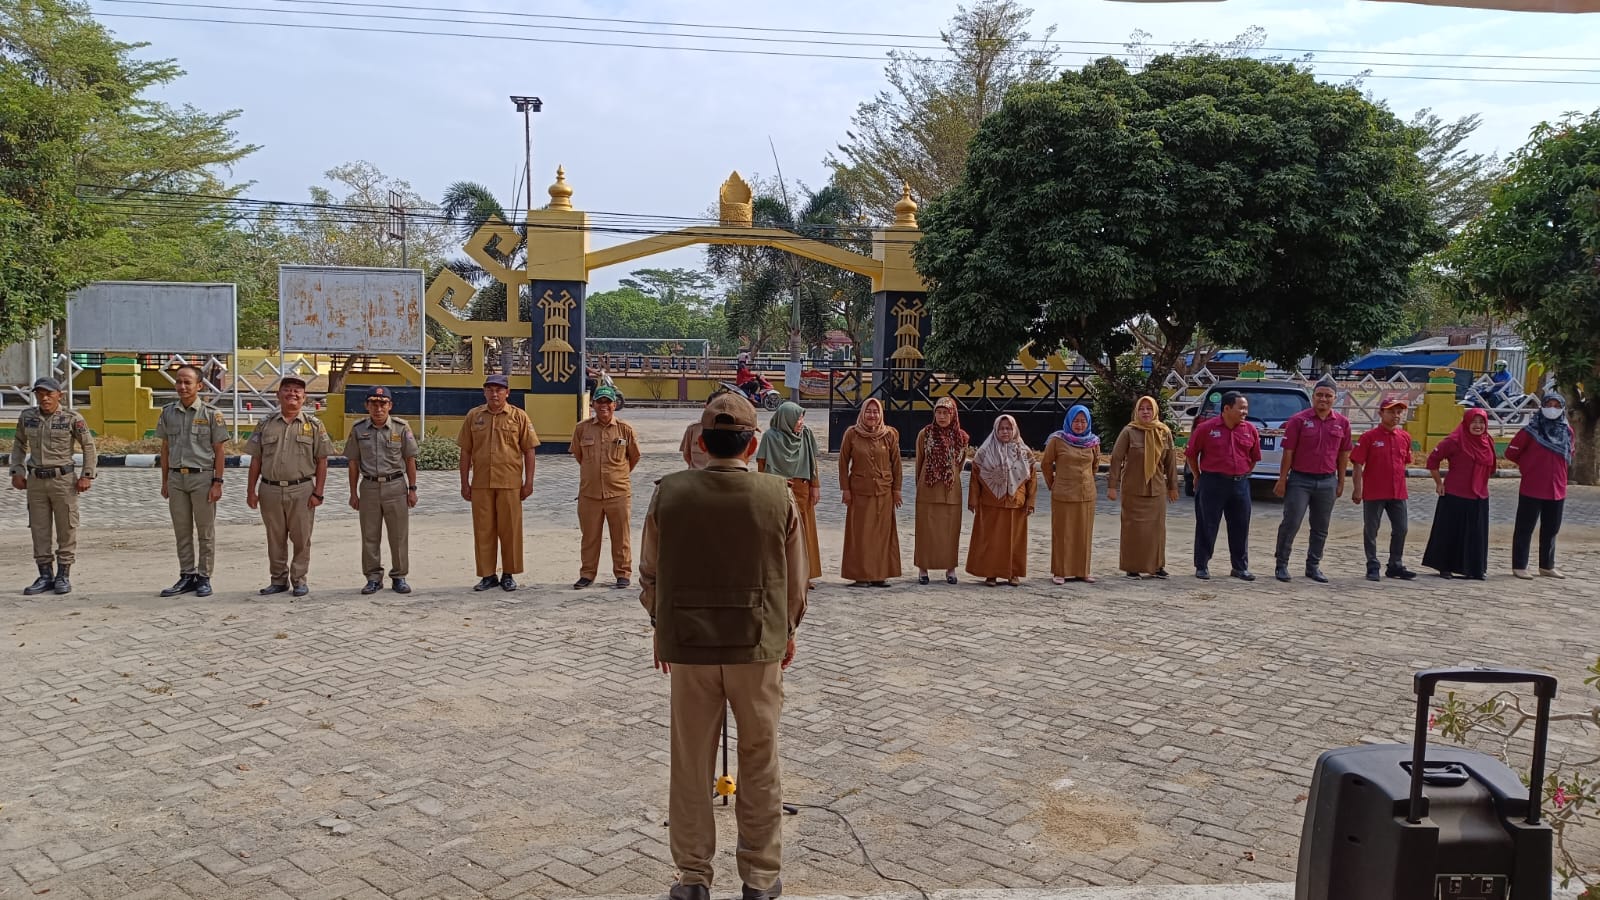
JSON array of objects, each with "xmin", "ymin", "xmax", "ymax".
[
  {"xmin": 10, "ymin": 378, "xmax": 96, "ymax": 595},
  {"xmin": 344, "ymin": 386, "xmax": 419, "ymax": 594},
  {"xmin": 158, "ymin": 365, "xmax": 230, "ymax": 598},
  {"xmin": 638, "ymin": 392, "xmax": 808, "ymax": 900},
  {"xmin": 245, "ymin": 375, "xmax": 334, "ymax": 597}
]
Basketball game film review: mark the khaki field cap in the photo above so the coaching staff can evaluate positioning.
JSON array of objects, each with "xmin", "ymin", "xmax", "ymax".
[{"xmin": 701, "ymin": 392, "xmax": 758, "ymax": 432}]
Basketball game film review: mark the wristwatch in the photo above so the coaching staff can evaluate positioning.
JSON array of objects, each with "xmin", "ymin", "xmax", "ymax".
[{"xmin": 212, "ymin": 477, "xmax": 224, "ymax": 484}]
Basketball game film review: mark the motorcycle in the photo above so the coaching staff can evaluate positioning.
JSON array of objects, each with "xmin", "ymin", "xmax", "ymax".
[
  {"xmin": 720, "ymin": 377, "xmax": 782, "ymax": 411},
  {"xmin": 585, "ymin": 367, "xmax": 625, "ymax": 408}
]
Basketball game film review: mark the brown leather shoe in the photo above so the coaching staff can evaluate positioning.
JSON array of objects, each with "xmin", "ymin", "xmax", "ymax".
[
  {"xmin": 742, "ymin": 878, "xmax": 782, "ymax": 900},
  {"xmin": 668, "ymin": 883, "xmax": 709, "ymax": 900}
]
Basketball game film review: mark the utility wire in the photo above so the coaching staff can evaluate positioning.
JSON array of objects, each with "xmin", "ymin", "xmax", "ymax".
[
  {"xmin": 100, "ymin": 0, "xmax": 1600, "ymax": 63},
  {"xmin": 87, "ymin": 4, "xmax": 1600, "ymax": 85}
]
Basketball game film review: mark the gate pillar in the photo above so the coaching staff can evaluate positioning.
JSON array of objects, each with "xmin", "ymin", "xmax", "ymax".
[{"xmin": 524, "ymin": 167, "xmax": 589, "ymax": 452}]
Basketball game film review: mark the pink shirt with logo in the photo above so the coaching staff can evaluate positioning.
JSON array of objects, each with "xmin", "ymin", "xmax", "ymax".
[
  {"xmin": 1184, "ymin": 416, "xmax": 1261, "ymax": 477},
  {"xmin": 1504, "ymin": 428, "xmax": 1572, "ymax": 501},
  {"xmin": 1350, "ymin": 426, "xmax": 1412, "ymax": 501},
  {"xmin": 1282, "ymin": 408, "xmax": 1353, "ymax": 475}
]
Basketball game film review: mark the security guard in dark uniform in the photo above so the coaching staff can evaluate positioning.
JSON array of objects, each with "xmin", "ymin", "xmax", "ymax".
[
  {"xmin": 639, "ymin": 392, "xmax": 808, "ymax": 900},
  {"xmin": 158, "ymin": 365, "xmax": 229, "ymax": 598},
  {"xmin": 344, "ymin": 386, "xmax": 419, "ymax": 594},
  {"xmin": 10, "ymin": 377, "xmax": 96, "ymax": 595}
]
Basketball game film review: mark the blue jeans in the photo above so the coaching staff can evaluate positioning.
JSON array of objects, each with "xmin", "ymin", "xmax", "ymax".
[
  {"xmin": 1194, "ymin": 473, "xmax": 1251, "ymax": 572},
  {"xmin": 1274, "ymin": 472, "xmax": 1337, "ymax": 569}
]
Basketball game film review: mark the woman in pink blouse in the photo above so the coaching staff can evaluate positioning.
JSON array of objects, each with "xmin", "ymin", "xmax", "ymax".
[
  {"xmin": 1505, "ymin": 392, "xmax": 1574, "ymax": 580},
  {"xmin": 1421, "ymin": 408, "xmax": 1496, "ymax": 580}
]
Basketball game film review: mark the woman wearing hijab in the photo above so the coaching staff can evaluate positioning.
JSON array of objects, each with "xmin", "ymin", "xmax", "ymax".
[
  {"xmin": 914, "ymin": 397, "xmax": 969, "ymax": 585},
  {"xmin": 1422, "ymin": 407, "xmax": 1496, "ymax": 580},
  {"xmin": 966, "ymin": 414, "xmax": 1038, "ymax": 586},
  {"xmin": 839, "ymin": 397, "xmax": 903, "ymax": 587},
  {"xmin": 1108, "ymin": 396, "xmax": 1180, "ymax": 579},
  {"xmin": 1505, "ymin": 392, "xmax": 1574, "ymax": 580},
  {"xmin": 1041, "ymin": 405, "xmax": 1100, "ymax": 584},
  {"xmin": 756, "ymin": 401, "xmax": 823, "ymax": 587}
]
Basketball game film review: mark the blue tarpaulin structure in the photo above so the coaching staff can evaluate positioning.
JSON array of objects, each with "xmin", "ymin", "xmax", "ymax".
[{"xmin": 1344, "ymin": 351, "xmax": 1461, "ymax": 370}]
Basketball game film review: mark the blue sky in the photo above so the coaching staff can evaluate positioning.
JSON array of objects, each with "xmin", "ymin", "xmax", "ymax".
[{"xmin": 88, "ymin": 0, "xmax": 1600, "ymax": 291}]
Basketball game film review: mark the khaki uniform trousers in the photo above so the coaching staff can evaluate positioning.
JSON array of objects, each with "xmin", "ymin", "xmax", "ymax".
[
  {"xmin": 471, "ymin": 488, "xmax": 522, "ymax": 576},
  {"xmin": 28, "ymin": 475, "xmax": 79, "ymax": 566},
  {"xmin": 259, "ymin": 481, "xmax": 316, "ymax": 586},
  {"xmin": 577, "ymin": 494, "xmax": 632, "ymax": 580},
  {"xmin": 670, "ymin": 661, "xmax": 784, "ymax": 891},
  {"xmin": 358, "ymin": 477, "xmax": 410, "ymax": 579},
  {"xmin": 168, "ymin": 470, "xmax": 218, "ymax": 576}
]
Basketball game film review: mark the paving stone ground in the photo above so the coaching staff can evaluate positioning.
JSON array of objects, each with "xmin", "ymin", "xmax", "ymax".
[{"xmin": 2, "ymin": 411, "xmax": 1597, "ymax": 899}]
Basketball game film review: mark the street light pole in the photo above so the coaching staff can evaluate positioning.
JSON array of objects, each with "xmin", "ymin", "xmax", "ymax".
[{"xmin": 510, "ymin": 96, "xmax": 542, "ymax": 216}]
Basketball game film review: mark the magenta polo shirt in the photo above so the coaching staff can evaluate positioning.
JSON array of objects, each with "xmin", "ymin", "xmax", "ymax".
[
  {"xmin": 1504, "ymin": 428, "xmax": 1572, "ymax": 501},
  {"xmin": 1282, "ymin": 408, "xmax": 1353, "ymax": 475}
]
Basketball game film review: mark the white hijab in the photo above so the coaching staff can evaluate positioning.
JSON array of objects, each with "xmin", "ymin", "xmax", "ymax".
[{"xmin": 973, "ymin": 414, "xmax": 1034, "ymax": 498}]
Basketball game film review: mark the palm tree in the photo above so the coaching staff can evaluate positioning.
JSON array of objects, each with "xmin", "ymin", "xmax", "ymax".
[
  {"xmin": 439, "ymin": 181, "xmax": 528, "ymax": 374},
  {"xmin": 706, "ymin": 178, "xmax": 874, "ymax": 360}
]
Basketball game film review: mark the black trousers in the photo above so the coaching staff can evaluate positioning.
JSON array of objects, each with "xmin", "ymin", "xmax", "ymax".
[
  {"xmin": 1511, "ymin": 494, "xmax": 1564, "ymax": 571},
  {"xmin": 1195, "ymin": 473, "xmax": 1251, "ymax": 572},
  {"xmin": 1361, "ymin": 500, "xmax": 1409, "ymax": 570}
]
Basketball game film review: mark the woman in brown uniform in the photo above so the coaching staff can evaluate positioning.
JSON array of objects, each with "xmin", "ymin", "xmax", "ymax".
[
  {"xmin": 913, "ymin": 397, "xmax": 969, "ymax": 586},
  {"xmin": 755, "ymin": 401, "xmax": 823, "ymax": 588},
  {"xmin": 1041, "ymin": 404, "xmax": 1100, "ymax": 584},
  {"xmin": 1106, "ymin": 395, "xmax": 1179, "ymax": 579},
  {"xmin": 839, "ymin": 397, "xmax": 903, "ymax": 587},
  {"xmin": 965, "ymin": 414, "xmax": 1038, "ymax": 586}
]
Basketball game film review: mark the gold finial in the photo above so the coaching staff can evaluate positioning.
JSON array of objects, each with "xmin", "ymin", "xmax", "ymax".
[
  {"xmin": 547, "ymin": 165, "xmax": 573, "ymax": 210},
  {"xmin": 892, "ymin": 182, "xmax": 918, "ymax": 228},
  {"xmin": 719, "ymin": 171, "xmax": 753, "ymax": 228}
]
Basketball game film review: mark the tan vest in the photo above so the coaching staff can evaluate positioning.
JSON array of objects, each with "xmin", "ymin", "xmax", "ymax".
[{"xmin": 652, "ymin": 467, "xmax": 791, "ymax": 665}]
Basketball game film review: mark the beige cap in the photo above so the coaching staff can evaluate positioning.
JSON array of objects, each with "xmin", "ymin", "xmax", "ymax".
[{"xmin": 701, "ymin": 392, "xmax": 758, "ymax": 432}]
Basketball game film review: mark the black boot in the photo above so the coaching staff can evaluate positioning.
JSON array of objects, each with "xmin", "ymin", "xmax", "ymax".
[
  {"xmin": 23, "ymin": 564, "xmax": 54, "ymax": 596},
  {"xmin": 53, "ymin": 565, "xmax": 72, "ymax": 595},
  {"xmin": 160, "ymin": 574, "xmax": 196, "ymax": 597}
]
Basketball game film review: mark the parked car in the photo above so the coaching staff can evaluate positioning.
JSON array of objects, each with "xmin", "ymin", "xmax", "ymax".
[{"xmin": 1182, "ymin": 380, "xmax": 1312, "ymax": 496}]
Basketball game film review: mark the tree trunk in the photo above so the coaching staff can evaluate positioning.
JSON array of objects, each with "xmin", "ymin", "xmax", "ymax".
[
  {"xmin": 326, "ymin": 354, "xmax": 360, "ymax": 396},
  {"xmin": 1569, "ymin": 402, "xmax": 1599, "ymax": 486}
]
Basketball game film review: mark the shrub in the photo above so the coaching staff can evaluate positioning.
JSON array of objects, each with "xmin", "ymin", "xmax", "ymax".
[{"xmin": 415, "ymin": 430, "xmax": 460, "ymax": 470}]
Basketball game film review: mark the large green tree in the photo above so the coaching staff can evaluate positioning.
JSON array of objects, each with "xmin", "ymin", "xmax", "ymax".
[
  {"xmin": 826, "ymin": 0, "xmax": 1059, "ymax": 221},
  {"xmin": 0, "ymin": 0, "xmax": 255, "ymax": 347},
  {"xmin": 1441, "ymin": 110, "xmax": 1600, "ymax": 485},
  {"xmin": 914, "ymin": 54, "xmax": 1437, "ymax": 414}
]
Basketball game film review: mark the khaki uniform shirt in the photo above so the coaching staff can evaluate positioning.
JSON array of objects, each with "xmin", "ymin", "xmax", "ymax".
[
  {"xmin": 158, "ymin": 399, "xmax": 229, "ymax": 469},
  {"xmin": 246, "ymin": 412, "xmax": 334, "ymax": 482},
  {"xmin": 344, "ymin": 417, "xmax": 419, "ymax": 478},
  {"xmin": 680, "ymin": 423, "xmax": 710, "ymax": 470},
  {"xmin": 1041, "ymin": 438, "xmax": 1100, "ymax": 503},
  {"xmin": 457, "ymin": 404, "xmax": 540, "ymax": 489},
  {"xmin": 572, "ymin": 418, "xmax": 640, "ymax": 499},
  {"xmin": 10, "ymin": 407, "xmax": 96, "ymax": 478}
]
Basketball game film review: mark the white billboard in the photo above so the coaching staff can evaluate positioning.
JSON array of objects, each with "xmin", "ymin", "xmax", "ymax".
[
  {"xmin": 279, "ymin": 265, "xmax": 425, "ymax": 354},
  {"xmin": 67, "ymin": 282, "xmax": 235, "ymax": 353}
]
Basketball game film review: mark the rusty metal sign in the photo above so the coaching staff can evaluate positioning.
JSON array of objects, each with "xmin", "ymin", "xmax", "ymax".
[{"xmin": 278, "ymin": 265, "xmax": 424, "ymax": 354}]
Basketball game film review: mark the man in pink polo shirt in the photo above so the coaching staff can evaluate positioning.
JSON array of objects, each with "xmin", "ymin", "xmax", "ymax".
[
  {"xmin": 1351, "ymin": 396, "xmax": 1419, "ymax": 582},
  {"xmin": 1185, "ymin": 391, "xmax": 1261, "ymax": 581},
  {"xmin": 1273, "ymin": 376, "xmax": 1353, "ymax": 583}
]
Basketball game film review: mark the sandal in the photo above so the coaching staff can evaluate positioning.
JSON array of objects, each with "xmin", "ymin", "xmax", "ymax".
[
  {"xmin": 984, "ymin": 578, "xmax": 997, "ymax": 587},
  {"xmin": 1051, "ymin": 576, "xmax": 1066, "ymax": 586},
  {"xmin": 945, "ymin": 573, "xmax": 958, "ymax": 585},
  {"xmin": 1083, "ymin": 576, "xmax": 1096, "ymax": 584},
  {"xmin": 917, "ymin": 574, "xmax": 930, "ymax": 585}
]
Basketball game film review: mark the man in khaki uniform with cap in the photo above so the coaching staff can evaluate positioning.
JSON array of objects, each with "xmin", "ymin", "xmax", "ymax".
[
  {"xmin": 345, "ymin": 385, "xmax": 419, "ymax": 594},
  {"xmin": 158, "ymin": 365, "xmax": 229, "ymax": 598},
  {"xmin": 571, "ymin": 385, "xmax": 641, "ymax": 589},
  {"xmin": 10, "ymin": 377, "xmax": 96, "ymax": 596},
  {"xmin": 245, "ymin": 374, "xmax": 334, "ymax": 597},
  {"xmin": 640, "ymin": 392, "xmax": 807, "ymax": 900},
  {"xmin": 458, "ymin": 374, "xmax": 539, "ymax": 591}
]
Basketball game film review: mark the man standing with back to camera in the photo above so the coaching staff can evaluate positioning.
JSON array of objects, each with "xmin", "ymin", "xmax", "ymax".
[{"xmin": 639, "ymin": 392, "xmax": 807, "ymax": 900}]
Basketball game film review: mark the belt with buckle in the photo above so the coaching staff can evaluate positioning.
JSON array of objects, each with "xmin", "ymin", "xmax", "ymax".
[
  {"xmin": 1201, "ymin": 471, "xmax": 1249, "ymax": 482},
  {"xmin": 169, "ymin": 466, "xmax": 206, "ymax": 474},
  {"xmin": 362, "ymin": 472, "xmax": 406, "ymax": 483},
  {"xmin": 261, "ymin": 476, "xmax": 312, "ymax": 487},
  {"xmin": 29, "ymin": 466, "xmax": 74, "ymax": 479}
]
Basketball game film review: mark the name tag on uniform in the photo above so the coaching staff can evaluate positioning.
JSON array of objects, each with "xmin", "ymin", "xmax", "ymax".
[
  {"xmin": 1209, "ymin": 429, "xmax": 1221, "ymax": 438},
  {"xmin": 1374, "ymin": 440, "xmax": 1386, "ymax": 448}
]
